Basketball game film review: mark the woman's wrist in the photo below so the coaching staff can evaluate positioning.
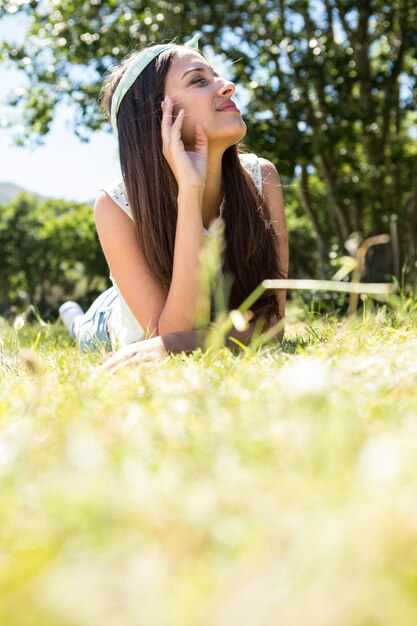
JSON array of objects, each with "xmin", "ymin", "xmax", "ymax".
[
  {"xmin": 177, "ymin": 186, "xmax": 205, "ymax": 207},
  {"xmin": 161, "ymin": 330, "xmax": 207, "ymax": 354}
]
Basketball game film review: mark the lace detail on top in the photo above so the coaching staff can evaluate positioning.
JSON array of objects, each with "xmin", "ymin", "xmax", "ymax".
[
  {"xmin": 100, "ymin": 152, "xmax": 263, "ymax": 230},
  {"xmin": 238, "ymin": 152, "xmax": 263, "ymax": 195}
]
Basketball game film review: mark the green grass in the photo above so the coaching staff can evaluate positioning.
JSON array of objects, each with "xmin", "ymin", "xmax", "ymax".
[{"xmin": 1, "ymin": 303, "xmax": 417, "ymax": 626}]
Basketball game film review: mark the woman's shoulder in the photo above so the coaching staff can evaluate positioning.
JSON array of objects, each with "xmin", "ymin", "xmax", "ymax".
[{"xmin": 99, "ymin": 178, "xmax": 133, "ymax": 220}]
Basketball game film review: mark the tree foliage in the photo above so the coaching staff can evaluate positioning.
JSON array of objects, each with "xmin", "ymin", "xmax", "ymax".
[
  {"xmin": 0, "ymin": 194, "xmax": 109, "ymax": 316},
  {"xmin": 1, "ymin": 0, "xmax": 416, "ymax": 277}
]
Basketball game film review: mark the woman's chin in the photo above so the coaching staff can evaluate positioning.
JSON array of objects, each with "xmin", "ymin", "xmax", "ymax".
[
  {"xmin": 228, "ymin": 124, "xmax": 247, "ymax": 147},
  {"xmin": 217, "ymin": 120, "xmax": 247, "ymax": 146}
]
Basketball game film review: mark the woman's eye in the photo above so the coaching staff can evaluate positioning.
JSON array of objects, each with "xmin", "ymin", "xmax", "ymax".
[{"xmin": 191, "ymin": 78, "xmax": 206, "ymax": 85}]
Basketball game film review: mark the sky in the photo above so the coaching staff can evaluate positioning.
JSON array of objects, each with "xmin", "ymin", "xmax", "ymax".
[{"xmin": 0, "ymin": 14, "xmax": 121, "ymax": 202}]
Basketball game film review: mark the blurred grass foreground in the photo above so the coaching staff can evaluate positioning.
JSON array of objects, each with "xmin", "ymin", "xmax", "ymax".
[{"xmin": 2, "ymin": 303, "xmax": 417, "ymax": 626}]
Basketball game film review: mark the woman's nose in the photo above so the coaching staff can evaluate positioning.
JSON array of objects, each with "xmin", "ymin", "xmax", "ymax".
[{"xmin": 217, "ymin": 78, "xmax": 235, "ymax": 96}]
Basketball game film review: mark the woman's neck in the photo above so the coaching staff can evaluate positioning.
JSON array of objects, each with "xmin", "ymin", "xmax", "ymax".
[{"xmin": 201, "ymin": 148, "xmax": 225, "ymax": 230}]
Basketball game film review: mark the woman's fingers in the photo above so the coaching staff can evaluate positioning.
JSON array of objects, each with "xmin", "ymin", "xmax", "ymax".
[
  {"xmin": 161, "ymin": 96, "xmax": 176, "ymax": 135},
  {"xmin": 162, "ymin": 96, "xmax": 184, "ymax": 130},
  {"xmin": 171, "ymin": 109, "xmax": 185, "ymax": 140},
  {"xmin": 99, "ymin": 352, "xmax": 140, "ymax": 375},
  {"xmin": 107, "ymin": 355, "xmax": 144, "ymax": 375},
  {"xmin": 160, "ymin": 96, "xmax": 207, "ymax": 189},
  {"xmin": 98, "ymin": 352, "xmax": 129, "ymax": 372},
  {"xmin": 161, "ymin": 97, "xmax": 184, "ymax": 153},
  {"xmin": 98, "ymin": 336, "xmax": 170, "ymax": 374},
  {"xmin": 160, "ymin": 97, "xmax": 173, "ymax": 151},
  {"xmin": 98, "ymin": 343, "xmax": 140, "ymax": 372},
  {"xmin": 107, "ymin": 351, "xmax": 170, "ymax": 376},
  {"xmin": 175, "ymin": 108, "xmax": 185, "ymax": 125}
]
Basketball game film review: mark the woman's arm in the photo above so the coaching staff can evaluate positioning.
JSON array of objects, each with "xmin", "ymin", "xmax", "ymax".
[
  {"xmin": 157, "ymin": 187, "xmax": 207, "ymax": 334},
  {"xmin": 157, "ymin": 96, "xmax": 210, "ymax": 334},
  {"xmin": 94, "ymin": 189, "xmax": 207, "ymax": 337},
  {"xmin": 94, "ymin": 192, "xmax": 166, "ymax": 338},
  {"xmin": 100, "ymin": 323, "xmax": 261, "ymax": 374}
]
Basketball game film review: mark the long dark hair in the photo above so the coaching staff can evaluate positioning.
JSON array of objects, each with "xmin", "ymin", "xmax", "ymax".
[{"xmin": 100, "ymin": 45, "xmax": 284, "ymax": 324}]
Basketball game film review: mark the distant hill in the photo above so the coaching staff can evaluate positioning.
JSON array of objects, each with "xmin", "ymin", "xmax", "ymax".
[
  {"xmin": 0, "ymin": 182, "xmax": 93, "ymax": 206},
  {"xmin": 0, "ymin": 182, "xmax": 45, "ymax": 204}
]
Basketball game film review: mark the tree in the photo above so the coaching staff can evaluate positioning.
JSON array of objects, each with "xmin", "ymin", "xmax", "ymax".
[
  {"xmin": 0, "ymin": 193, "xmax": 108, "ymax": 316},
  {"xmin": 1, "ymin": 0, "xmax": 416, "ymax": 277}
]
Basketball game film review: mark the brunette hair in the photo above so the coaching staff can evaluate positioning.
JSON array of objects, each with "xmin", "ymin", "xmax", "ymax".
[{"xmin": 100, "ymin": 45, "xmax": 284, "ymax": 325}]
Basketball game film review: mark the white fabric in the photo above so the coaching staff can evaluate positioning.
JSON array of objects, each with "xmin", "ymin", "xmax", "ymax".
[{"xmin": 100, "ymin": 152, "xmax": 263, "ymax": 347}]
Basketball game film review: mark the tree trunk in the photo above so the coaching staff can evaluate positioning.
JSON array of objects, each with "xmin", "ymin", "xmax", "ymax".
[
  {"xmin": 316, "ymin": 154, "xmax": 350, "ymax": 246},
  {"xmin": 407, "ymin": 173, "xmax": 417, "ymax": 271}
]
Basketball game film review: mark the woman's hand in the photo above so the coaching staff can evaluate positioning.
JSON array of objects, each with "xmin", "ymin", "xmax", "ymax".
[
  {"xmin": 161, "ymin": 95, "xmax": 208, "ymax": 192},
  {"xmin": 98, "ymin": 331, "xmax": 206, "ymax": 375},
  {"xmin": 98, "ymin": 336, "xmax": 169, "ymax": 375}
]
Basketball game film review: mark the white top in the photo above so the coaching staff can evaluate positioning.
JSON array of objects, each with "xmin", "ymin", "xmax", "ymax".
[{"xmin": 101, "ymin": 152, "xmax": 263, "ymax": 347}]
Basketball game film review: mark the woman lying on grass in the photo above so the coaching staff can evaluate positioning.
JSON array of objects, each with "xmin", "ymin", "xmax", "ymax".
[{"xmin": 59, "ymin": 34, "xmax": 288, "ymax": 371}]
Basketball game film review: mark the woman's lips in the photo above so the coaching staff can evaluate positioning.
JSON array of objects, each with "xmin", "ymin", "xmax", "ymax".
[{"xmin": 218, "ymin": 105, "xmax": 240, "ymax": 112}]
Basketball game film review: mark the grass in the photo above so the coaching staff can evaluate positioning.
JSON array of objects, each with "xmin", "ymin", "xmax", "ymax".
[{"xmin": 1, "ymin": 301, "xmax": 417, "ymax": 625}]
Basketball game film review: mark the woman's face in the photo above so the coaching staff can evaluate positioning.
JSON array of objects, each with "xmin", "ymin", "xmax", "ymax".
[{"xmin": 163, "ymin": 48, "xmax": 247, "ymax": 151}]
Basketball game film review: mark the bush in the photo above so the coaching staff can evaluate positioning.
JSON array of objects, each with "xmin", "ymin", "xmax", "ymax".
[{"xmin": 0, "ymin": 193, "xmax": 109, "ymax": 318}]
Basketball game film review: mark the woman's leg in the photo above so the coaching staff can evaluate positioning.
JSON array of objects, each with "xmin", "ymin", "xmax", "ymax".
[
  {"xmin": 75, "ymin": 287, "xmax": 119, "ymax": 353},
  {"xmin": 59, "ymin": 301, "xmax": 85, "ymax": 338}
]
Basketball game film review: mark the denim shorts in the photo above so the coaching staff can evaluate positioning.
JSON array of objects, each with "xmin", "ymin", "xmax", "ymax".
[{"xmin": 77, "ymin": 287, "xmax": 119, "ymax": 353}]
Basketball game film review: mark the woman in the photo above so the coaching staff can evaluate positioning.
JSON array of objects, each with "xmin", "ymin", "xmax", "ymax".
[{"xmin": 59, "ymin": 34, "xmax": 288, "ymax": 370}]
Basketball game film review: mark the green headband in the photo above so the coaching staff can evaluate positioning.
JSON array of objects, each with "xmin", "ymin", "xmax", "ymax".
[{"xmin": 110, "ymin": 33, "xmax": 201, "ymax": 135}]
